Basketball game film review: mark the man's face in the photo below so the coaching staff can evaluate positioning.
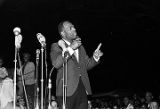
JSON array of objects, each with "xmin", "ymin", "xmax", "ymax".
[
  {"xmin": 145, "ymin": 92, "xmax": 152, "ymax": 102},
  {"xmin": 62, "ymin": 22, "xmax": 77, "ymax": 41},
  {"xmin": 0, "ymin": 71, "xmax": 7, "ymax": 78},
  {"xmin": 123, "ymin": 97, "xmax": 129, "ymax": 105},
  {"xmin": 23, "ymin": 54, "xmax": 30, "ymax": 62}
]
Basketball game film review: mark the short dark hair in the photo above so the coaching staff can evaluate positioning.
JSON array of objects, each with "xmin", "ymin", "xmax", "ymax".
[
  {"xmin": 58, "ymin": 21, "xmax": 64, "ymax": 35},
  {"xmin": 58, "ymin": 20, "xmax": 71, "ymax": 35}
]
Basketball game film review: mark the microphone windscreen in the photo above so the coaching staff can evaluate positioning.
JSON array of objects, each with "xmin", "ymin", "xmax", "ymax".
[
  {"xmin": 36, "ymin": 49, "xmax": 40, "ymax": 54},
  {"xmin": 37, "ymin": 33, "xmax": 45, "ymax": 42},
  {"xmin": 37, "ymin": 33, "xmax": 41, "ymax": 40},
  {"xmin": 36, "ymin": 49, "xmax": 40, "ymax": 59},
  {"xmin": 15, "ymin": 35, "xmax": 22, "ymax": 48},
  {"xmin": 58, "ymin": 40, "xmax": 66, "ymax": 50},
  {"xmin": 13, "ymin": 27, "xmax": 21, "ymax": 35}
]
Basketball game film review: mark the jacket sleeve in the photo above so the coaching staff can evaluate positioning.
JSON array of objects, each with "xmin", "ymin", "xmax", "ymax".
[
  {"xmin": 82, "ymin": 46, "xmax": 100, "ymax": 71},
  {"xmin": 85, "ymin": 55, "xmax": 100, "ymax": 71},
  {"xmin": 50, "ymin": 43, "xmax": 65, "ymax": 69}
]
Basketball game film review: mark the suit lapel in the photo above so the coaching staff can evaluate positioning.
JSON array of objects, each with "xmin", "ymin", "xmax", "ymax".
[
  {"xmin": 72, "ymin": 49, "xmax": 80, "ymax": 65},
  {"xmin": 78, "ymin": 46, "xmax": 82, "ymax": 64}
]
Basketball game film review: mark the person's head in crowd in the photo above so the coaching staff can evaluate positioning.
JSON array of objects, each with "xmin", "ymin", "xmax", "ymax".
[
  {"xmin": 0, "ymin": 57, "xmax": 8, "ymax": 80},
  {"xmin": 141, "ymin": 104, "xmax": 147, "ymax": 109},
  {"xmin": 88, "ymin": 100, "xmax": 92, "ymax": 109},
  {"xmin": 51, "ymin": 100, "xmax": 58, "ymax": 109},
  {"xmin": 23, "ymin": 52, "xmax": 31, "ymax": 63},
  {"xmin": 123, "ymin": 96, "xmax": 130, "ymax": 106},
  {"xmin": 145, "ymin": 91, "xmax": 153, "ymax": 103},
  {"xmin": 133, "ymin": 94, "xmax": 141, "ymax": 107},
  {"xmin": 140, "ymin": 97, "xmax": 146, "ymax": 104},
  {"xmin": 133, "ymin": 94, "xmax": 138, "ymax": 100},
  {"xmin": 0, "ymin": 70, "xmax": 8, "ymax": 80}
]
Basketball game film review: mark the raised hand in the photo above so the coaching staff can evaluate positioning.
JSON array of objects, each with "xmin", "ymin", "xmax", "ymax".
[
  {"xmin": 93, "ymin": 43, "xmax": 103, "ymax": 61},
  {"xmin": 70, "ymin": 38, "xmax": 82, "ymax": 50}
]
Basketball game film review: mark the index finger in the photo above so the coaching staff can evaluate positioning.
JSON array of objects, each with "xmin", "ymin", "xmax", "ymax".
[{"xmin": 96, "ymin": 43, "xmax": 102, "ymax": 51}]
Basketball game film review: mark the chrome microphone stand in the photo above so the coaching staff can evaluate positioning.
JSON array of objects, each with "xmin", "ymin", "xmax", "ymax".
[
  {"xmin": 40, "ymin": 44, "xmax": 45, "ymax": 109},
  {"xmin": 13, "ymin": 46, "xmax": 18, "ymax": 109},
  {"xmin": 34, "ymin": 49, "xmax": 40, "ymax": 109},
  {"xmin": 62, "ymin": 52, "xmax": 69, "ymax": 109},
  {"xmin": 13, "ymin": 27, "xmax": 22, "ymax": 109},
  {"xmin": 36, "ymin": 33, "xmax": 46, "ymax": 109},
  {"xmin": 44, "ymin": 43, "xmax": 48, "ymax": 109},
  {"xmin": 14, "ymin": 34, "xmax": 30, "ymax": 109},
  {"xmin": 48, "ymin": 67, "xmax": 54, "ymax": 109}
]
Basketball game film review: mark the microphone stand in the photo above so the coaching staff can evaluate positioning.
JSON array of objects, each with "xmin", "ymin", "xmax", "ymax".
[
  {"xmin": 13, "ymin": 47, "xmax": 18, "ymax": 109},
  {"xmin": 48, "ymin": 67, "xmax": 54, "ymax": 109},
  {"xmin": 34, "ymin": 49, "xmax": 40, "ymax": 109},
  {"xmin": 62, "ymin": 53, "xmax": 69, "ymax": 109},
  {"xmin": 44, "ymin": 44, "xmax": 48, "ymax": 109},
  {"xmin": 14, "ymin": 34, "xmax": 21, "ymax": 109},
  {"xmin": 40, "ymin": 45, "xmax": 45, "ymax": 109}
]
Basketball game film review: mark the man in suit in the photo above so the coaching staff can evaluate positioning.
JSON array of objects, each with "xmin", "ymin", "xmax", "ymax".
[{"xmin": 50, "ymin": 20, "xmax": 103, "ymax": 109}]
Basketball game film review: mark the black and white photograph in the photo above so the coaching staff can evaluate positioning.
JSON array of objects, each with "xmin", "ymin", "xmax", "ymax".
[{"xmin": 0, "ymin": 0, "xmax": 160, "ymax": 109}]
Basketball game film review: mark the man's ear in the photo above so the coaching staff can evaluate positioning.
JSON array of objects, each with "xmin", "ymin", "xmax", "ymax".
[{"xmin": 61, "ymin": 31, "xmax": 65, "ymax": 37}]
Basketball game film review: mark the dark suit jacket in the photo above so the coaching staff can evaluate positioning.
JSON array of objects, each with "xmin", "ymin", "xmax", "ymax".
[{"xmin": 50, "ymin": 42, "xmax": 99, "ymax": 96}]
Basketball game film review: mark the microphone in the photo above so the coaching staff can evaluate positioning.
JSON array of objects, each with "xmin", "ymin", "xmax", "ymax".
[
  {"xmin": 58, "ymin": 40, "xmax": 67, "ymax": 51},
  {"xmin": 13, "ymin": 27, "xmax": 22, "ymax": 48},
  {"xmin": 37, "ymin": 33, "xmax": 46, "ymax": 47},
  {"xmin": 15, "ymin": 35, "xmax": 22, "ymax": 48},
  {"xmin": 63, "ymin": 51, "xmax": 70, "ymax": 59},
  {"xmin": 36, "ymin": 49, "xmax": 40, "ymax": 60},
  {"xmin": 58, "ymin": 40, "xmax": 67, "ymax": 57},
  {"xmin": 13, "ymin": 27, "xmax": 21, "ymax": 36}
]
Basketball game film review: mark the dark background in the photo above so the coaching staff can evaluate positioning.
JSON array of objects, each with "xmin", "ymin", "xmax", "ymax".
[{"xmin": 0, "ymin": 0, "xmax": 160, "ymax": 96}]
